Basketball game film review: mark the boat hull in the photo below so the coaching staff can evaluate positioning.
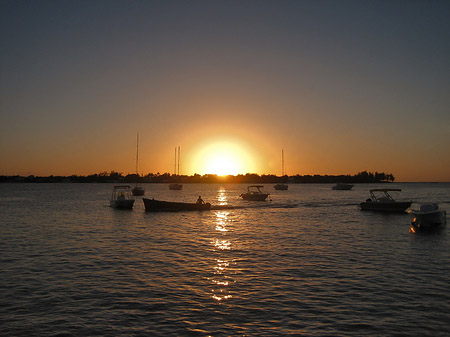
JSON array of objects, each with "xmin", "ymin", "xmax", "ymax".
[
  {"xmin": 132, "ymin": 187, "xmax": 145, "ymax": 196},
  {"xmin": 410, "ymin": 210, "xmax": 446, "ymax": 231},
  {"xmin": 110, "ymin": 199, "xmax": 135, "ymax": 210},
  {"xmin": 360, "ymin": 201, "xmax": 411, "ymax": 213},
  {"xmin": 143, "ymin": 198, "xmax": 211, "ymax": 212},
  {"xmin": 332, "ymin": 184, "xmax": 353, "ymax": 190},
  {"xmin": 274, "ymin": 184, "xmax": 288, "ymax": 190},
  {"xmin": 169, "ymin": 183, "xmax": 183, "ymax": 190},
  {"xmin": 240, "ymin": 193, "xmax": 270, "ymax": 201}
]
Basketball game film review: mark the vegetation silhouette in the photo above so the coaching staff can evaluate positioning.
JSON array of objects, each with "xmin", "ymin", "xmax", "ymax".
[{"xmin": 1, "ymin": 171, "xmax": 394, "ymax": 184}]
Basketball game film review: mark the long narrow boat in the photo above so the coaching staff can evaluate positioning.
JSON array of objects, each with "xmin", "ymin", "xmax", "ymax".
[{"xmin": 143, "ymin": 198, "xmax": 211, "ymax": 212}]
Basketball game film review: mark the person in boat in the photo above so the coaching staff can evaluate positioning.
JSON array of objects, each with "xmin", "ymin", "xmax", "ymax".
[
  {"xmin": 196, "ymin": 196, "xmax": 204, "ymax": 204},
  {"xmin": 118, "ymin": 192, "xmax": 125, "ymax": 200}
]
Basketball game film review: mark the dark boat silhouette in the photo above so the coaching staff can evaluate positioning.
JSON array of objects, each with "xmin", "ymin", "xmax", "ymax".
[
  {"xmin": 110, "ymin": 186, "xmax": 135, "ymax": 210},
  {"xmin": 240, "ymin": 185, "xmax": 270, "ymax": 201},
  {"xmin": 143, "ymin": 198, "xmax": 211, "ymax": 212},
  {"xmin": 360, "ymin": 189, "xmax": 411, "ymax": 212}
]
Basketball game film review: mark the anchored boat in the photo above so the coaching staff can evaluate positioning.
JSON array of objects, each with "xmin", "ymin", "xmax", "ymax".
[
  {"xmin": 240, "ymin": 185, "xmax": 270, "ymax": 201},
  {"xmin": 332, "ymin": 183, "xmax": 353, "ymax": 190},
  {"xmin": 110, "ymin": 186, "xmax": 135, "ymax": 210},
  {"xmin": 409, "ymin": 203, "xmax": 446, "ymax": 231},
  {"xmin": 360, "ymin": 189, "xmax": 411, "ymax": 213}
]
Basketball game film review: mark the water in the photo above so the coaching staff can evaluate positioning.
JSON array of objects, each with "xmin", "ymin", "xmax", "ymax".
[{"xmin": 1, "ymin": 183, "xmax": 450, "ymax": 336}]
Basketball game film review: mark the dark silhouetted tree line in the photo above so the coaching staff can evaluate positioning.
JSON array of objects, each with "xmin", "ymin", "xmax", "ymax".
[{"xmin": 1, "ymin": 170, "xmax": 394, "ymax": 184}]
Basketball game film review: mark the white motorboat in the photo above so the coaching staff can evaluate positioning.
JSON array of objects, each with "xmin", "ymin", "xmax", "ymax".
[
  {"xmin": 110, "ymin": 186, "xmax": 135, "ymax": 209},
  {"xmin": 409, "ymin": 203, "xmax": 446, "ymax": 231},
  {"xmin": 240, "ymin": 185, "xmax": 270, "ymax": 201}
]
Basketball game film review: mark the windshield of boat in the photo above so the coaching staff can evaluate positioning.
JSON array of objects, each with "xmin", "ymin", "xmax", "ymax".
[
  {"xmin": 248, "ymin": 186, "xmax": 263, "ymax": 193},
  {"xmin": 370, "ymin": 190, "xmax": 396, "ymax": 202}
]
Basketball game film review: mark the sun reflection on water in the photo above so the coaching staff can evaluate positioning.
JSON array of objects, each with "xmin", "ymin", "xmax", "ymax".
[
  {"xmin": 209, "ymin": 194, "xmax": 234, "ymax": 302},
  {"xmin": 217, "ymin": 188, "xmax": 228, "ymax": 206},
  {"xmin": 215, "ymin": 211, "xmax": 229, "ymax": 232}
]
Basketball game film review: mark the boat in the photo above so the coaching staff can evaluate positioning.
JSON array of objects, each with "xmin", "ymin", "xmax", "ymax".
[
  {"xmin": 110, "ymin": 186, "xmax": 135, "ymax": 209},
  {"xmin": 274, "ymin": 149, "xmax": 288, "ymax": 190},
  {"xmin": 240, "ymin": 185, "xmax": 270, "ymax": 201},
  {"xmin": 332, "ymin": 183, "xmax": 353, "ymax": 190},
  {"xmin": 132, "ymin": 185, "xmax": 145, "ymax": 196},
  {"xmin": 360, "ymin": 188, "xmax": 411, "ymax": 212},
  {"xmin": 169, "ymin": 146, "xmax": 183, "ymax": 190},
  {"xmin": 143, "ymin": 198, "xmax": 211, "ymax": 212},
  {"xmin": 132, "ymin": 133, "xmax": 145, "ymax": 196},
  {"xmin": 409, "ymin": 203, "xmax": 447, "ymax": 231},
  {"xmin": 274, "ymin": 183, "xmax": 288, "ymax": 190}
]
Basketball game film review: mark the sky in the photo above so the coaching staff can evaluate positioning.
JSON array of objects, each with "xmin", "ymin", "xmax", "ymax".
[{"xmin": 1, "ymin": 0, "xmax": 449, "ymax": 182}]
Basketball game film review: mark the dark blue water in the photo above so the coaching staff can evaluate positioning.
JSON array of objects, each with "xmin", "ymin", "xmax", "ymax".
[{"xmin": 1, "ymin": 183, "xmax": 449, "ymax": 336}]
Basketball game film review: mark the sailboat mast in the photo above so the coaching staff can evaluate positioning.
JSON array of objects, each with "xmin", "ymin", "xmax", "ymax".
[
  {"xmin": 174, "ymin": 147, "xmax": 177, "ymax": 176},
  {"xmin": 282, "ymin": 149, "xmax": 285, "ymax": 176},
  {"xmin": 178, "ymin": 146, "xmax": 180, "ymax": 176},
  {"xmin": 135, "ymin": 133, "xmax": 139, "ymax": 175}
]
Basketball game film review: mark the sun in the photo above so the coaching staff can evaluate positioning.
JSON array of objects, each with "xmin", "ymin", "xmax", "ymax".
[
  {"xmin": 191, "ymin": 140, "xmax": 256, "ymax": 176},
  {"xmin": 205, "ymin": 153, "xmax": 240, "ymax": 176}
]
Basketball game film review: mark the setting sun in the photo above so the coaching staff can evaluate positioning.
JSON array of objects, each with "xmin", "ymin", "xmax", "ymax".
[
  {"xmin": 205, "ymin": 153, "xmax": 239, "ymax": 176},
  {"xmin": 190, "ymin": 140, "xmax": 257, "ymax": 176}
]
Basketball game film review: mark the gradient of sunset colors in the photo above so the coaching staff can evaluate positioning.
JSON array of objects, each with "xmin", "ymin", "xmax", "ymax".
[{"xmin": 1, "ymin": 1, "xmax": 449, "ymax": 181}]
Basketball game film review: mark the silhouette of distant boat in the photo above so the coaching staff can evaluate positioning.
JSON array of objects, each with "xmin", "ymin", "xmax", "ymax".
[
  {"xmin": 110, "ymin": 186, "xmax": 135, "ymax": 210},
  {"xmin": 274, "ymin": 183, "xmax": 288, "ymax": 190},
  {"xmin": 360, "ymin": 189, "xmax": 411, "ymax": 212},
  {"xmin": 332, "ymin": 183, "xmax": 353, "ymax": 190},
  {"xmin": 143, "ymin": 198, "xmax": 211, "ymax": 212},
  {"xmin": 274, "ymin": 149, "xmax": 288, "ymax": 190},
  {"xmin": 241, "ymin": 185, "xmax": 270, "ymax": 201}
]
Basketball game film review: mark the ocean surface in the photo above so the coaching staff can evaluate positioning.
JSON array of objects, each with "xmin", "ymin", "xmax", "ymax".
[{"xmin": 1, "ymin": 182, "xmax": 450, "ymax": 336}]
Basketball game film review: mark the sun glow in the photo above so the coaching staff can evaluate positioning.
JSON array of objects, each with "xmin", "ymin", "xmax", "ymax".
[{"xmin": 191, "ymin": 140, "xmax": 256, "ymax": 176}]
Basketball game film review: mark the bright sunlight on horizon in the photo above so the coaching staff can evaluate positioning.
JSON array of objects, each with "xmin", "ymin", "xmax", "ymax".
[{"xmin": 190, "ymin": 140, "xmax": 258, "ymax": 176}]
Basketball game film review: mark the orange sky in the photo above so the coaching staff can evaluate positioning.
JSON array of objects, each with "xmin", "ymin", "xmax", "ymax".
[{"xmin": 1, "ymin": 1, "xmax": 449, "ymax": 182}]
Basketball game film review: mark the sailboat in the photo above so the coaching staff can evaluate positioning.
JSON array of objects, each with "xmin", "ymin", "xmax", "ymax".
[
  {"xmin": 274, "ymin": 149, "xmax": 288, "ymax": 190},
  {"xmin": 169, "ymin": 146, "xmax": 183, "ymax": 190},
  {"xmin": 131, "ymin": 133, "xmax": 145, "ymax": 196}
]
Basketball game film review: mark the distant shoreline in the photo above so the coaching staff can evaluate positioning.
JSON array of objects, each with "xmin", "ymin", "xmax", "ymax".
[{"xmin": 1, "ymin": 171, "xmax": 395, "ymax": 184}]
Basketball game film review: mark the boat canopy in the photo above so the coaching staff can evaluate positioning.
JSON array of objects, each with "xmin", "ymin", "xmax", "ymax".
[{"xmin": 370, "ymin": 188, "xmax": 402, "ymax": 192}]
